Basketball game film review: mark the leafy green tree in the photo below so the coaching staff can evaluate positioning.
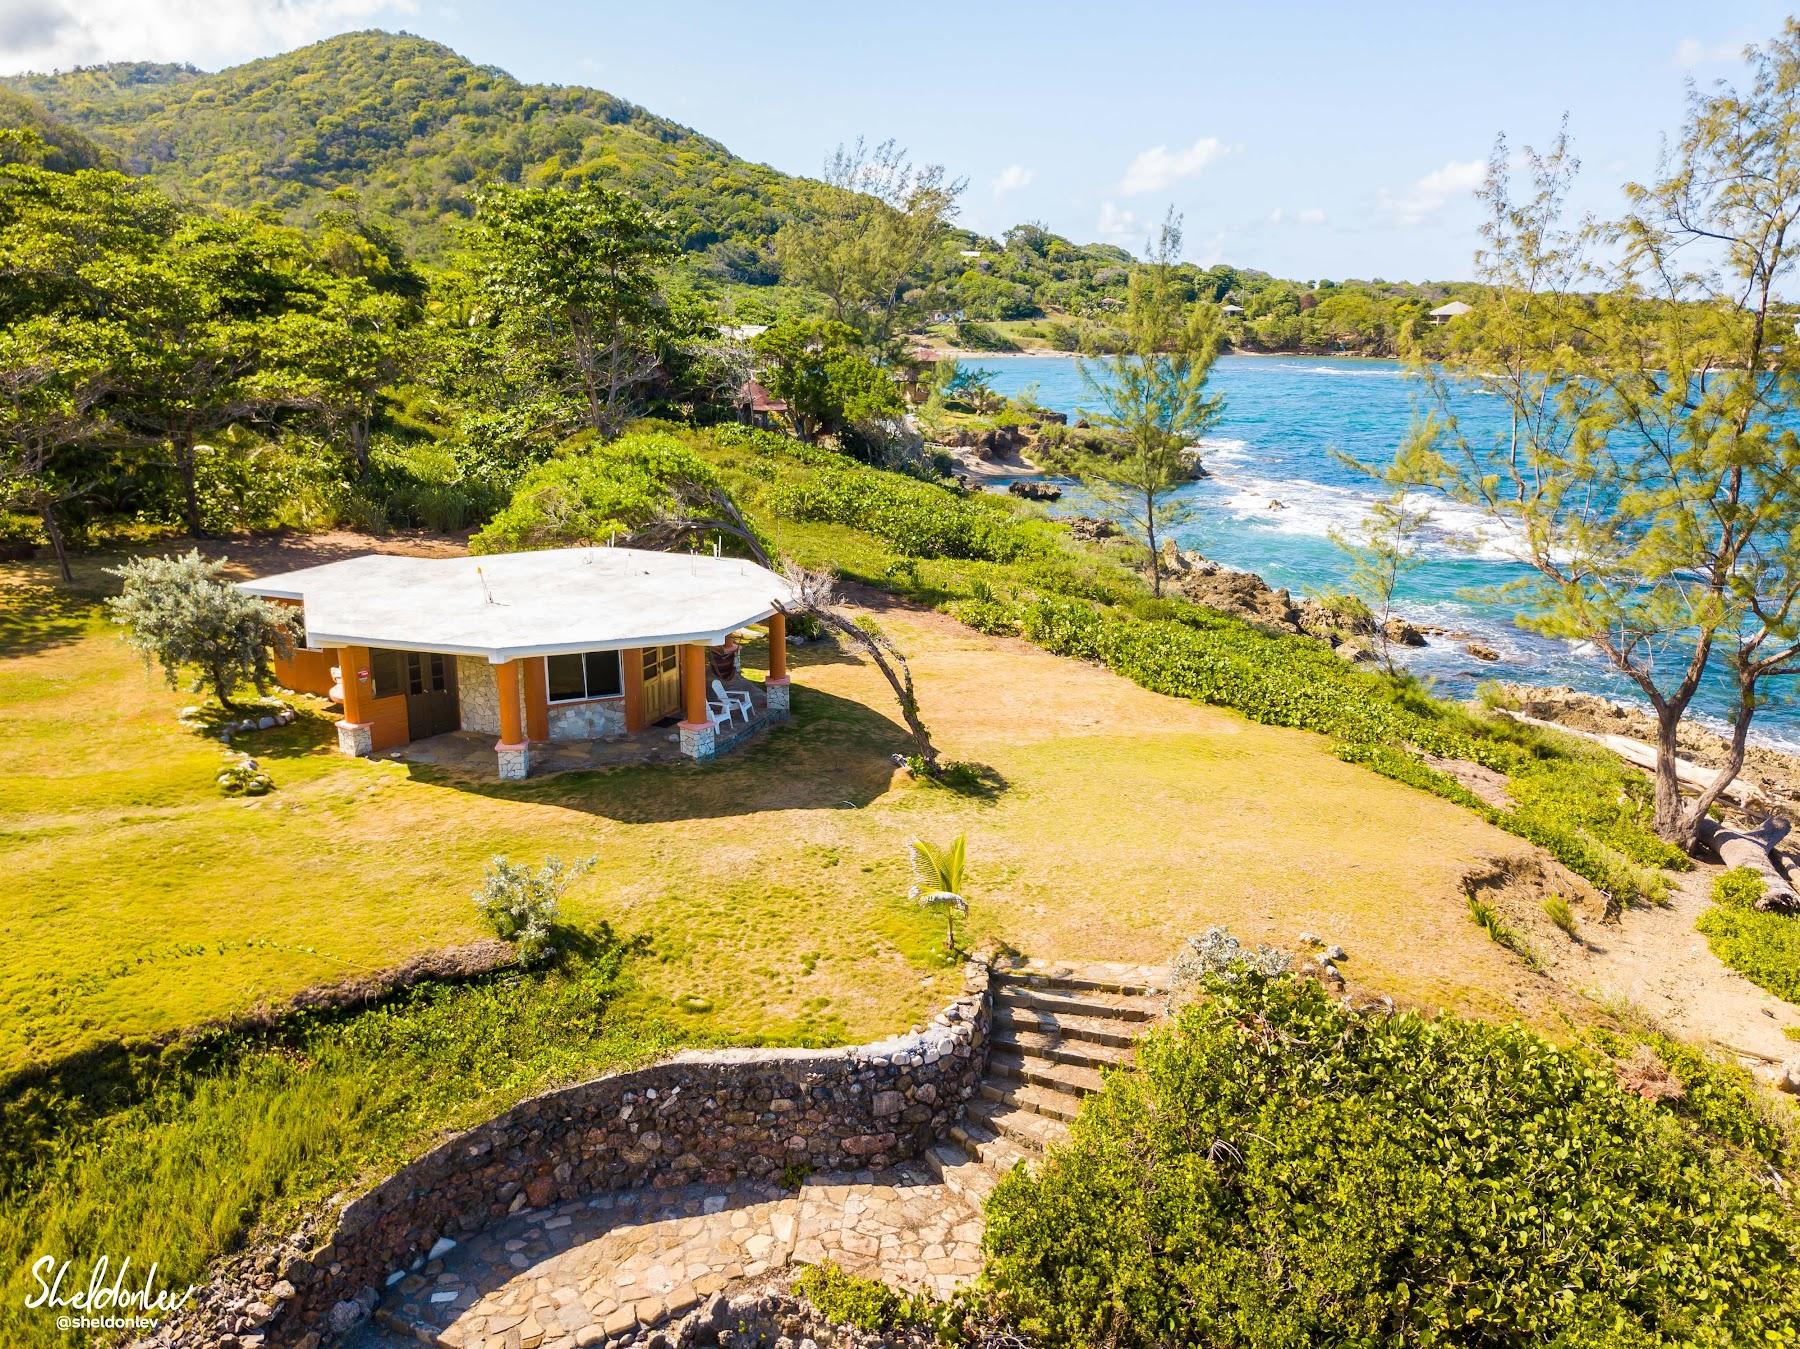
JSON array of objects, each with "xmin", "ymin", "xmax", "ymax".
[
  {"xmin": 907, "ymin": 834, "xmax": 969, "ymax": 952},
  {"xmin": 1393, "ymin": 23, "xmax": 1800, "ymax": 848},
  {"xmin": 107, "ymin": 550, "xmax": 298, "ymax": 710},
  {"xmin": 467, "ymin": 181, "xmax": 682, "ymax": 439},
  {"xmin": 1053, "ymin": 213, "xmax": 1225, "ymax": 597},
  {"xmin": 470, "ymin": 430, "xmax": 769, "ymax": 560},
  {"xmin": 260, "ymin": 276, "xmax": 410, "ymax": 477},
  {"xmin": 776, "ymin": 139, "xmax": 962, "ymax": 353},
  {"xmin": 0, "ymin": 316, "xmax": 120, "ymax": 581},
  {"xmin": 112, "ymin": 212, "xmax": 315, "ymax": 536},
  {"xmin": 1329, "ymin": 486, "xmax": 1429, "ymax": 673},
  {"xmin": 752, "ymin": 318, "xmax": 903, "ymax": 446}
]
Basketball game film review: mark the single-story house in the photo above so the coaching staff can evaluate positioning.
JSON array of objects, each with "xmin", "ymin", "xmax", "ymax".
[
  {"xmin": 1429, "ymin": 300, "xmax": 1474, "ymax": 324},
  {"xmin": 241, "ymin": 547, "xmax": 798, "ymax": 778}
]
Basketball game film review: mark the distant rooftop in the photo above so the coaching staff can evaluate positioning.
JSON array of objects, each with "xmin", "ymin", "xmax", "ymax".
[
  {"xmin": 1430, "ymin": 300, "xmax": 1474, "ymax": 317},
  {"xmin": 241, "ymin": 548, "xmax": 794, "ymax": 662}
]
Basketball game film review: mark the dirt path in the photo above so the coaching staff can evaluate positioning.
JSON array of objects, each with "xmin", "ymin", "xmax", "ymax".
[{"xmin": 1529, "ymin": 861, "xmax": 1800, "ymax": 1071}]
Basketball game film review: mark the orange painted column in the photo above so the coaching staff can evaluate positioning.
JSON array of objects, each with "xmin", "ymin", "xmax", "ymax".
[
  {"xmin": 767, "ymin": 613, "xmax": 788, "ymax": 681},
  {"xmin": 494, "ymin": 659, "xmax": 528, "ymax": 780},
  {"xmin": 335, "ymin": 645, "xmax": 375, "ymax": 757},
  {"xmin": 681, "ymin": 643, "xmax": 709, "ymax": 726},
  {"xmin": 523, "ymin": 655, "xmax": 549, "ymax": 742}
]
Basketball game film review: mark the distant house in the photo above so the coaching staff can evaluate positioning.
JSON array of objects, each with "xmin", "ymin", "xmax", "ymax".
[
  {"xmin": 241, "ymin": 549, "xmax": 798, "ymax": 776},
  {"xmin": 1430, "ymin": 300, "xmax": 1474, "ymax": 324},
  {"xmin": 720, "ymin": 322, "xmax": 769, "ymax": 343},
  {"xmin": 736, "ymin": 378, "xmax": 789, "ymax": 431},
  {"xmin": 1220, "ymin": 303, "xmax": 1244, "ymax": 316}
]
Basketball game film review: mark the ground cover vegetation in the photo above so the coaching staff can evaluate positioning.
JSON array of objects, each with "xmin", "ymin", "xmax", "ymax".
[{"xmin": 1700, "ymin": 866, "xmax": 1800, "ymax": 1006}]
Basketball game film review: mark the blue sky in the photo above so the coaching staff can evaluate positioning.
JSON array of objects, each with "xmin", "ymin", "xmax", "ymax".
[{"xmin": 3, "ymin": 0, "xmax": 1791, "ymax": 279}]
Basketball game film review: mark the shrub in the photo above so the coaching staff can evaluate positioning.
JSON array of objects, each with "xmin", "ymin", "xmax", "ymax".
[
  {"xmin": 1466, "ymin": 893, "xmax": 1538, "ymax": 967},
  {"xmin": 107, "ymin": 551, "xmax": 299, "ymax": 712},
  {"xmin": 983, "ymin": 970, "xmax": 1800, "ymax": 1349},
  {"xmin": 772, "ymin": 466, "xmax": 1035, "ymax": 562},
  {"xmin": 471, "ymin": 432, "xmax": 758, "ymax": 556},
  {"xmin": 471, "ymin": 854, "xmax": 594, "ymax": 966}
]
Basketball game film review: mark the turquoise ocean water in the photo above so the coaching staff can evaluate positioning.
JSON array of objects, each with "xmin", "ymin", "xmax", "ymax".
[{"xmin": 979, "ymin": 352, "xmax": 1800, "ymax": 749}]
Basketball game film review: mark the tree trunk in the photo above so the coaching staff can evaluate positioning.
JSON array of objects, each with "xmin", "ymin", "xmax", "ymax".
[
  {"xmin": 1651, "ymin": 704, "xmax": 1688, "ymax": 844},
  {"xmin": 1145, "ymin": 488, "xmax": 1162, "ymax": 598},
  {"xmin": 40, "ymin": 503, "xmax": 72, "ymax": 583},
  {"xmin": 175, "ymin": 430, "xmax": 204, "ymax": 538},
  {"xmin": 352, "ymin": 418, "xmax": 371, "ymax": 479},
  {"xmin": 1677, "ymin": 684, "xmax": 1756, "ymax": 850}
]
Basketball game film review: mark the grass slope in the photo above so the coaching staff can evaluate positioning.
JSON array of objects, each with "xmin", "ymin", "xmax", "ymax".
[{"xmin": 2, "ymin": 526, "xmax": 1554, "ymax": 1076}]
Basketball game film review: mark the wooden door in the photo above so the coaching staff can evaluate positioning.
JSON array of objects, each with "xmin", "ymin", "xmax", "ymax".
[
  {"xmin": 641, "ymin": 645, "xmax": 682, "ymax": 724},
  {"xmin": 405, "ymin": 651, "xmax": 460, "ymax": 740}
]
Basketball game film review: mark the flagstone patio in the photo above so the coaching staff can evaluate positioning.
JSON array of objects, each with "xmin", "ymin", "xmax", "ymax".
[{"xmin": 371, "ymin": 1167, "xmax": 983, "ymax": 1348}]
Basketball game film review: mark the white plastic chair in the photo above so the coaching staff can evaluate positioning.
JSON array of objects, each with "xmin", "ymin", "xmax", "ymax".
[{"xmin": 713, "ymin": 678, "xmax": 753, "ymax": 721}]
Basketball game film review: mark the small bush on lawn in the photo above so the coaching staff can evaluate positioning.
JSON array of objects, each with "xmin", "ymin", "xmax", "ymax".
[
  {"xmin": 472, "ymin": 854, "xmax": 595, "ymax": 966},
  {"xmin": 982, "ymin": 969, "xmax": 1800, "ymax": 1349}
]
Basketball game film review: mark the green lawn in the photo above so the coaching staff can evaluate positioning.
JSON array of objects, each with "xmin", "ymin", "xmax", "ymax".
[{"xmin": 2, "ymin": 538, "xmax": 1560, "ymax": 1081}]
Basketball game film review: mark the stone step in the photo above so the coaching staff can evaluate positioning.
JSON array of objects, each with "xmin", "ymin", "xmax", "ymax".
[
  {"xmin": 993, "ymin": 1027, "xmax": 1134, "ymax": 1071},
  {"xmin": 993, "ymin": 961, "xmax": 1169, "ymax": 999},
  {"xmin": 920, "ymin": 1141, "xmax": 1000, "ymax": 1206},
  {"xmin": 993, "ymin": 1004, "xmax": 1143, "ymax": 1049},
  {"xmin": 993, "ymin": 985, "xmax": 1160, "ymax": 1023},
  {"xmin": 981, "ymin": 1079, "xmax": 1083, "ymax": 1124},
  {"xmin": 963, "ymin": 1097, "xmax": 1067, "ymax": 1153},
  {"xmin": 949, "ymin": 1114, "xmax": 1037, "ymax": 1177},
  {"xmin": 989, "ymin": 1049, "xmax": 1106, "ymax": 1097}
]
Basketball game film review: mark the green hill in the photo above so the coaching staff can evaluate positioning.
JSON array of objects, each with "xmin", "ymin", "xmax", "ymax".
[
  {"xmin": 0, "ymin": 88, "xmax": 114, "ymax": 172},
  {"xmin": 1, "ymin": 30, "xmax": 809, "ymax": 265}
]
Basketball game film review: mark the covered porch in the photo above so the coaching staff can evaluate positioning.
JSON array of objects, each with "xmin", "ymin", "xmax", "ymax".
[{"xmin": 241, "ymin": 547, "xmax": 798, "ymax": 780}]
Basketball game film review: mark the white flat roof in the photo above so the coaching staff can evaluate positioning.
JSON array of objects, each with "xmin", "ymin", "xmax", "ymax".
[{"xmin": 240, "ymin": 547, "xmax": 796, "ymax": 662}]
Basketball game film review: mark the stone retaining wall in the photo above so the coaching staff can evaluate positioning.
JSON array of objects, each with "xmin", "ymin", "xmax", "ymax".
[{"xmin": 143, "ymin": 964, "xmax": 991, "ymax": 1349}]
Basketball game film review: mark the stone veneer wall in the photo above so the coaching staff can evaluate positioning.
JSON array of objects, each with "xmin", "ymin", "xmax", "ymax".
[
  {"xmin": 455, "ymin": 655, "xmax": 502, "ymax": 735},
  {"xmin": 548, "ymin": 697, "xmax": 627, "ymax": 740},
  {"xmin": 143, "ymin": 965, "xmax": 991, "ymax": 1349}
]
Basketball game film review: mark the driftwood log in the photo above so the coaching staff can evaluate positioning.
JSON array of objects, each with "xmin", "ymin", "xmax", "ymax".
[{"xmin": 1698, "ymin": 816, "xmax": 1800, "ymax": 912}]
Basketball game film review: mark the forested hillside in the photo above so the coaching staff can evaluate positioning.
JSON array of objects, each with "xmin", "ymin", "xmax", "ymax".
[
  {"xmin": 1, "ymin": 31, "xmax": 809, "ymax": 263},
  {"xmin": 2, "ymin": 30, "xmax": 1466, "ymax": 346}
]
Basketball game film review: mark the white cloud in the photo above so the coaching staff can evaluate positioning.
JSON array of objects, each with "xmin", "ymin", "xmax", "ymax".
[
  {"xmin": 1379, "ymin": 158, "xmax": 1485, "ymax": 224},
  {"xmin": 0, "ymin": 0, "xmax": 417, "ymax": 75},
  {"xmin": 1268, "ymin": 207, "xmax": 1328, "ymax": 226},
  {"xmin": 1096, "ymin": 201, "xmax": 1139, "ymax": 245},
  {"xmin": 991, "ymin": 164, "xmax": 1034, "ymax": 198},
  {"xmin": 1673, "ymin": 36, "xmax": 1743, "ymax": 67},
  {"xmin": 1118, "ymin": 137, "xmax": 1226, "ymax": 195}
]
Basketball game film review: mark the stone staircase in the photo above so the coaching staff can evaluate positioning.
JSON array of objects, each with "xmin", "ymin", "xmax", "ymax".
[{"xmin": 922, "ymin": 962, "xmax": 1168, "ymax": 1207}]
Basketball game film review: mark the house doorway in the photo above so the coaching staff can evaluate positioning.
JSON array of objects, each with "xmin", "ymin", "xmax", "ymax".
[
  {"xmin": 405, "ymin": 651, "xmax": 459, "ymax": 740},
  {"xmin": 641, "ymin": 645, "xmax": 682, "ymax": 723}
]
